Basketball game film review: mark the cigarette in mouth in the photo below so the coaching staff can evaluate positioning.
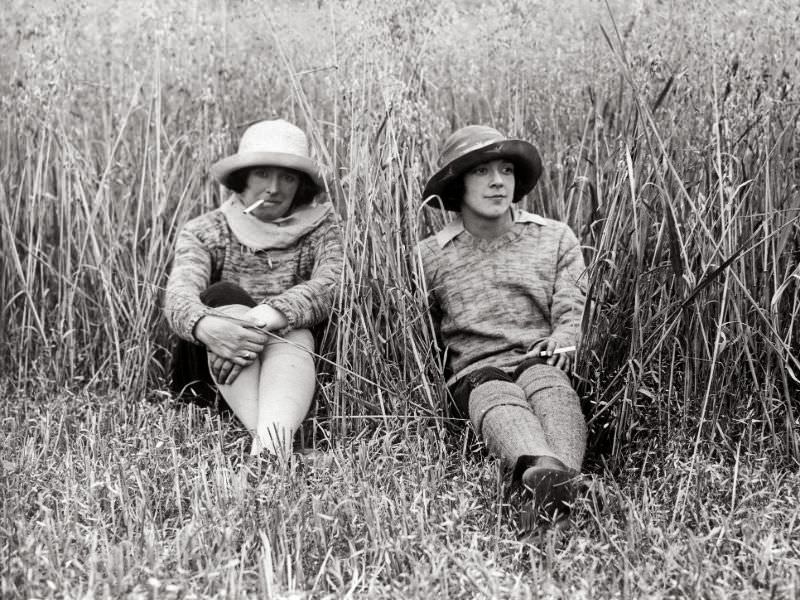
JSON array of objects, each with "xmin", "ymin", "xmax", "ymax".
[
  {"xmin": 539, "ymin": 345, "xmax": 576, "ymax": 357},
  {"xmin": 243, "ymin": 198, "xmax": 266, "ymax": 214}
]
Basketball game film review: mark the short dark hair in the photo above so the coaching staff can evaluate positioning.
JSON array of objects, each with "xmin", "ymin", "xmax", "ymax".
[
  {"xmin": 225, "ymin": 167, "xmax": 319, "ymax": 208},
  {"xmin": 446, "ymin": 160, "xmax": 526, "ymax": 211},
  {"xmin": 445, "ymin": 179, "xmax": 465, "ymax": 207},
  {"xmin": 224, "ymin": 168, "xmax": 251, "ymax": 194}
]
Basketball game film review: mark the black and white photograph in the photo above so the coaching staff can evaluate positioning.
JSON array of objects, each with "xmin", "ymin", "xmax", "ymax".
[{"xmin": 2, "ymin": 0, "xmax": 799, "ymax": 597}]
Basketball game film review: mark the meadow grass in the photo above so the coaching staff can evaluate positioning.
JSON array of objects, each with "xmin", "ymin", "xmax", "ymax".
[
  {"xmin": 2, "ymin": 0, "xmax": 799, "ymax": 597},
  {"xmin": 3, "ymin": 382, "xmax": 799, "ymax": 598}
]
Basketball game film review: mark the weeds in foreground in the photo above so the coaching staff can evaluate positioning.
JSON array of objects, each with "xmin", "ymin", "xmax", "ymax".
[
  {"xmin": 2, "ymin": 0, "xmax": 797, "ymax": 458},
  {"xmin": 2, "ymin": 385, "xmax": 798, "ymax": 597},
  {"xmin": 1, "ymin": 0, "xmax": 799, "ymax": 597}
]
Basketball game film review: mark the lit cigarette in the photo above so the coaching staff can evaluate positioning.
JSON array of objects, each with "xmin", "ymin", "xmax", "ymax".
[
  {"xmin": 539, "ymin": 345, "xmax": 576, "ymax": 357},
  {"xmin": 243, "ymin": 198, "xmax": 266, "ymax": 214}
]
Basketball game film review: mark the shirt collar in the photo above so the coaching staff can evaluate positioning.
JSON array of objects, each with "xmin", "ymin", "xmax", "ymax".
[{"xmin": 434, "ymin": 207, "xmax": 546, "ymax": 248}]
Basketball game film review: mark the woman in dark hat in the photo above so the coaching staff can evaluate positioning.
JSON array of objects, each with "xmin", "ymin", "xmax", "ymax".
[
  {"xmin": 416, "ymin": 125, "xmax": 587, "ymax": 528},
  {"xmin": 164, "ymin": 119, "xmax": 343, "ymax": 458}
]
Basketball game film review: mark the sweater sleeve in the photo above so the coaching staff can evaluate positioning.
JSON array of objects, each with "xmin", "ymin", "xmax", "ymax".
[
  {"xmin": 549, "ymin": 225, "xmax": 587, "ymax": 348},
  {"xmin": 163, "ymin": 219, "xmax": 216, "ymax": 343},
  {"xmin": 266, "ymin": 210, "xmax": 344, "ymax": 329}
]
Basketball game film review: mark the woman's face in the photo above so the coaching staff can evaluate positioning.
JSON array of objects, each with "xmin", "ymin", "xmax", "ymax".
[
  {"xmin": 241, "ymin": 166, "xmax": 301, "ymax": 221},
  {"xmin": 460, "ymin": 159, "xmax": 516, "ymax": 221}
]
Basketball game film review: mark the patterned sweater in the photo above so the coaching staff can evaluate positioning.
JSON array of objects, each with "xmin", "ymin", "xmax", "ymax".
[
  {"xmin": 417, "ymin": 209, "xmax": 586, "ymax": 383},
  {"xmin": 164, "ymin": 202, "xmax": 343, "ymax": 343}
]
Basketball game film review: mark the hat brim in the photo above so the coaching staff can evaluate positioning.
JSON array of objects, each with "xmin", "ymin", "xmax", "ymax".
[
  {"xmin": 210, "ymin": 152, "xmax": 325, "ymax": 191},
  {"xmin": 422, "ymin": 140, "xmax": 543, "ymax": 211}
]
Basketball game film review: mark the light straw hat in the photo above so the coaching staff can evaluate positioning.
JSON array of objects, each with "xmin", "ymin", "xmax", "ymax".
[
  {"xmin": 422, "ymin": 125, "xmax": 543, "ymax": 211},
  {"xmin": 210, "ymin": 119, "xmax": 324, "ymax": 190}
]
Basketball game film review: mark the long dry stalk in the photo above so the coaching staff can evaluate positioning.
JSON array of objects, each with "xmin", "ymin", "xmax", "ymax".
[{"xmin": 1, "ymin": 0, "xmax": 797, "ymax": 461}]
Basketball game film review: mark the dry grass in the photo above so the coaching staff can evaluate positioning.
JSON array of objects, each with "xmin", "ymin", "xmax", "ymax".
[
  {"xmin": 2, "ymin": 383, "xmax": 799, "ymax": 598},
  {"xmin": 2, "ymin": 0, "xmax": 799, "ymax": 597}
]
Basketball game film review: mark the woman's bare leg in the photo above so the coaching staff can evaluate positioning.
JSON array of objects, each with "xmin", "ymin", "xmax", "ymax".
[
  {"xmin": 253, "ymin": 328, "xmax": 316, "ymax": 457},
  {"xmin": 213, "ymin": 304, "xmax": 261, "ymax": 431}
]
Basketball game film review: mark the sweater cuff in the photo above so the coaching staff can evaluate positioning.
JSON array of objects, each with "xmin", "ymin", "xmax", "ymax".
[{"xmin": 186, "ymin": 308, "xmax": 210, "ymax": 345}]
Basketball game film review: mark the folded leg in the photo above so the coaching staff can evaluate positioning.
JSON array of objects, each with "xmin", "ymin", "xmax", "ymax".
[
  {"xmin": 253, "ymin": 328, "xmax": 316, "ymax": 457},
  {"xmin": 515, "ymin": 363, "xmax": 587, "ymax": 472}
]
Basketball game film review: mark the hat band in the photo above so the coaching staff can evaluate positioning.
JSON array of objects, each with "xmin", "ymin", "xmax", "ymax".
[{"xmin": 440, "ymin": 137, "xmax": 505, "ymax": 167}]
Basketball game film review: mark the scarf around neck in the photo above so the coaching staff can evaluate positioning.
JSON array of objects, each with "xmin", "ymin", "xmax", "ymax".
[{"xmin": 219, "ymin": 196, "xmax": 333, "ymax": 251}]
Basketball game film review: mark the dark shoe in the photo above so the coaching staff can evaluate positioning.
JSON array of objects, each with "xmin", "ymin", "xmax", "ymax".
[{"xmin": 519, "ymin": 456, "xmax": 577, "ymax": 528}]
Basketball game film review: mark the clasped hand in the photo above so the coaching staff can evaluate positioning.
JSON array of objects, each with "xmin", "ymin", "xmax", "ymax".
[
  {"xmin": 194, "ymin": 305, "xmax": 288, "ymax": 385},
  {"xmin": 524, "ymin": 338, "xmax": 574, "ymax": 372}
]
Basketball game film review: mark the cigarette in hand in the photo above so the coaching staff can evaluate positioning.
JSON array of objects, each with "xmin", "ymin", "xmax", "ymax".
[
  {"xmin": 243, "ymin": 198, "xmax": 266, "ymax": 214},
  {"xmin": 539, "ymin": 345, "xmax": 576, "ymax": 357}
]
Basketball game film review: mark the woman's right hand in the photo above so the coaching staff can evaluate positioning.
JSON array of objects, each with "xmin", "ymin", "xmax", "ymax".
[{"xmin": 207, "ymin": 351, "xmax": 248, "ymax": 385}]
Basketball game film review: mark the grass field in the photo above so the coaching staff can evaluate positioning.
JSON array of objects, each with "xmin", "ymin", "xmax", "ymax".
[{"xmin": 2, "ymin": 0, "xmax": 799, "ymax": 597}]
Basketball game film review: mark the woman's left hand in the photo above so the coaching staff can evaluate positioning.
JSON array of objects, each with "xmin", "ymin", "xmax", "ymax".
[
  {"xmin": 208, "ymin": 350, "xmax": 256, "ymax": 385},
  {"xmin": 526, "ymin": 338, "xmax": 573, "ymax": 372}
]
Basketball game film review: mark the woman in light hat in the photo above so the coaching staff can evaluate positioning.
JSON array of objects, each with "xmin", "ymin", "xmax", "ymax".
[
  {"xmin": 416, "ymin": 125, "xmax": 588, "ymax": 528},
  {"xmin": 164, "ymin": 119, "xmax": 343, "ymax": 457}
]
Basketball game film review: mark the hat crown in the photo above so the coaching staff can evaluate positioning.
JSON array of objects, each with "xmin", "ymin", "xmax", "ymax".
[
  {"xmin": 422, "ymin": 124, "xmax": 543, "ymax": 210},
  {"xmin": 439, "ymin": 125, "xmax": 506, "ymax": 168},
  {"xmin": 238, "ymin": 119, "xmax": 311, "ymax": 158},
  {"xmin": 209, "ymin": 118, "xmax": 325, "ymax": 190}
]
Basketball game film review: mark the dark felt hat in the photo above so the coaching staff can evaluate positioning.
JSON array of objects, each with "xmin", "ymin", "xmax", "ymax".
[{"xmin": 422, "ymin": 125, "xmax": 543, "ymax": 211}]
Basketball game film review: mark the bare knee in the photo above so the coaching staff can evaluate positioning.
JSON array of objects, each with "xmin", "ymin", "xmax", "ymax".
[
  {"xmin": 283, "ymin": 328, "xmax": 314, "ymax": 352},
  {"xmin": 214, "ymin": 304, "xmax": 253, "ymax": 319},
  {"xmin": 262, "ymin": 328, "xmax": 314, "ymax": 359}
]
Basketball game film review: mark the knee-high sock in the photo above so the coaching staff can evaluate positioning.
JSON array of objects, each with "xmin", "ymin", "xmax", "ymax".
[
  {"xmin": 515, "ymin": 364, "xmax": 587, "ymax": 472},
  {"xmin": 468, "ymin": 380, "xmax": 559, "ymax": 471},
  {"xmin": 254, "ymin": 329, "xmax": 316, "ymax": 457}
]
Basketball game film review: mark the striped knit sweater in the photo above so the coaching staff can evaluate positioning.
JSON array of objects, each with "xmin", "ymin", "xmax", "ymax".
[
  {"xmin": 164, "ymin": 203, "xmax": 343, "ymax": 343},
  {"xmin": 417, "ymin": 209, "xmax": 586, "ymax": 383}
]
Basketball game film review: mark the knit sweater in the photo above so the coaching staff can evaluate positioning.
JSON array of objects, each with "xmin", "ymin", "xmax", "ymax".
[
  {"xmin": 164, "ymin": 202, "xmax": 343, "ymax": 343},
  {"xmin": 417, "ymin": 208, "xmax": 586, "ymax": 383}
]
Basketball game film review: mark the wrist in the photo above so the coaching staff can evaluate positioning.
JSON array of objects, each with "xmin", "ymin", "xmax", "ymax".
[
  {"xmin": 248, "ymin": 304, "xmax": 289, "ymax": 330},
  {"xmin": 193, "ymin": 315, "xmax": 210, "ymax": 345}
]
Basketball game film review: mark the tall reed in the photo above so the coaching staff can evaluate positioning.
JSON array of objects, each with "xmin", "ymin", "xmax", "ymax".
[{"xmin": 1, "ymin": 0, "xmax": 797, "ymax": 460}]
